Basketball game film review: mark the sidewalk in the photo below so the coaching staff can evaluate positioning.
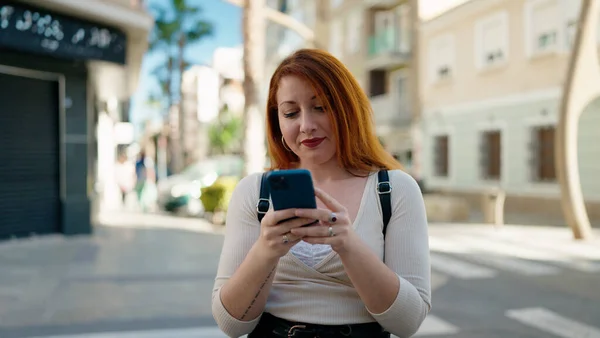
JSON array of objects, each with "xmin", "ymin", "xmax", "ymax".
[{"xmin": 0, "ymin": 211, "xmax": 224, "ymax": 338}]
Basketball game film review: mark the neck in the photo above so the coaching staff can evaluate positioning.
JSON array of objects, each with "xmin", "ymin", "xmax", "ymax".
[{"xmin": 299, "ymin": 158, "xmax": 352, "ymax": 184}]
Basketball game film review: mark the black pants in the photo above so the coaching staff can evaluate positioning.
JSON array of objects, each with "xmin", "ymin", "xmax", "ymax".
[{"xmin": 248, "ymin": 313, "xmax": 390, "ymax": 338}]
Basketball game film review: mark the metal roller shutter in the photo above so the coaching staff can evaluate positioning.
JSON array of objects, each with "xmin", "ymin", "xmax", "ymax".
[{"xmin": 0, "ymin": 72, "xmax": 61, "ymax": 239}]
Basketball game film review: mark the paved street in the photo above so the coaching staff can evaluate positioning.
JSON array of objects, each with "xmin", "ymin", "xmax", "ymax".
[{"xmin": 1, "ymin": 211, "xmax": 600, "ymax": 338}]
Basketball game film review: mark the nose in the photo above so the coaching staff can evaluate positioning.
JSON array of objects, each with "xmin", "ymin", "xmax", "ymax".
[{"xmin": 299, "ymin": 110, "xmax": 317, "ymax": 135}]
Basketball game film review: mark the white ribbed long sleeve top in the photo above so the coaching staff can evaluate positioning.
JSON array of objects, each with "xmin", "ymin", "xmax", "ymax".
[{"xmin": 212, "ymin": 169, "xmax": 431, "ymax": 338}]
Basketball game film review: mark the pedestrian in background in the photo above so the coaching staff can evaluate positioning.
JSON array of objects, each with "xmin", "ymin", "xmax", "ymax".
[
  {"xmin": 212, "ymin": 49, "xmax": 431, "ymax": 338},
  {"xmin": 135, "ymin": 151, "xmax": 157, "ymax": 213},
  {"xmin": 115, "ymin": 152, "xmax": 135, "ymax": 208}
]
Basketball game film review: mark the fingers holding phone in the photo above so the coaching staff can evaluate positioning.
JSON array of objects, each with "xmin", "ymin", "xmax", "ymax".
[{"xmin": 258, "ymin": 208, "xmax": 315, "ymax": 259}]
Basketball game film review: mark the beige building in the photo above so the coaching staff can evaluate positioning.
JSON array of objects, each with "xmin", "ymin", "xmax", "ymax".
[
  {"xmin": 329, "ymin": 0, "xmax": 416, "ymax": 167},
  {"xmin": 419, "ymin": 0, "xmax": 600, "ymax": 224}
]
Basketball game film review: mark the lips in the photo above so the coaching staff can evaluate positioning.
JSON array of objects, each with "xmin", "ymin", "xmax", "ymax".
[{"xmin": 301, "ymin": 137, "xmax": 325, "ymax": 148}]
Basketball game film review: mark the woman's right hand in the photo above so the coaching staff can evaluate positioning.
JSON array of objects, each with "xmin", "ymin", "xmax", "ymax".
[{"xmin": 256, "ymin": 208, "xmax": 315, "ymax": 260}]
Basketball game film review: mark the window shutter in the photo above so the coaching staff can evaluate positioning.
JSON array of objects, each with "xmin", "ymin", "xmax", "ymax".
[
  {"xmin": 479, "ymin": 132, "xmax": 489, "ymax": 179},
  {"xmin": 433, "ymin": 136, "xmax": 441, "ymax": 176},
  {"xmin": 528, "ymin": 127, "xmax": 540, "ymax": 181}
]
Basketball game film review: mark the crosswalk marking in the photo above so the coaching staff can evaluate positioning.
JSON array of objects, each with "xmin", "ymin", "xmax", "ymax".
[
  {"xmin": 430, "ymin": 252, "xmax": 498, "ymax": 279},
  {"xmin": 464, "ymin": 252, "xmax": 561, "ymax": 276},
  {"xmin": 432, "ymin": 234, "xmax": 600, "ymax": 274},
  {"xmin": 430, "ymin": 237, "xmax": 560, "ymax": 277},
  {"xmin": 506, "ymin": 307, "xmax": 600, "ymax": 338},
  {"xmin": 413, "ymin": 314, "xmax": 459, "ymax": 336},
  {"xmin": 455, "ymin": 227, "xmax": 600, "ymax": 261}
]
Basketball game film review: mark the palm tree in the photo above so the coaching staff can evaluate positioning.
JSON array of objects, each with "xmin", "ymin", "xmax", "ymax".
[
  {"xmin": 556, "ymin": 0, "xmax": 599, "ymax": 240},
  {"xmin": 148, "ymin": 0, "xmax": 213, "ymax": 174}
]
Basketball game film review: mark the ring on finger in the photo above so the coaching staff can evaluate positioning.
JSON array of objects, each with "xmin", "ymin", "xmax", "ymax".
[
  {"xmin": 328, "ymin": 226, "xmax": 335, "ymax": 237},
  {"xmin": 282, "ymin": 234, "xmax": 289, "ymax": 244}
]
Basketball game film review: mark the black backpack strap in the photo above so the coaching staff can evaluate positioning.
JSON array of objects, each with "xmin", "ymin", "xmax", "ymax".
[
  {"xmin": 377, "ymin": 170, "xmax": 392, "ymax": 237},
  {"xmin": 256, "ymin": 172, "xmax": 270, "ymax": 223}
]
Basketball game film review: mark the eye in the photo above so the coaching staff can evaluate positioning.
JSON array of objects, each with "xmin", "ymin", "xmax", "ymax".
[
  {"xmin": 283, "ymin": 111, "xmax": 298, "ymax": 118},
  {"xmin": 314, "ymin": 106, "xmax": 324, "ymax": 112}
]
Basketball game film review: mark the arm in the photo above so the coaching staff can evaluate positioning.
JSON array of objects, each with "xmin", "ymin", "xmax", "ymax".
[
  {"xmin": 294, "ymin": 170, "xmax": 431, "ymax": 337},
  {"xmin": 212, "ymin": 174, "xmax": 309, "ymax": 337},
  {"xmin": 211, "ymin": 173, "xmax": 268, "ymax": 337},
  {"xmin": 361, "ymin": 170, "xmax": 431, "ymax": 337}
]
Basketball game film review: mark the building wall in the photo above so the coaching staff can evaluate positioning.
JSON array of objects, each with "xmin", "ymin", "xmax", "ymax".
[
  {"xmin": 419, "ymin": 0, "xmax": 600, "ymax": 220},
  {"xmin": 419, "ymin": 0, "xmax": 581, "ymax": 110}
]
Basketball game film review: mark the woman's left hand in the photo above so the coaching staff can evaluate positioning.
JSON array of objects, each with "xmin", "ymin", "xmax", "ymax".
[{"xmin": 290, "ymin": 187, "xmax": 358, "ymax": 254}]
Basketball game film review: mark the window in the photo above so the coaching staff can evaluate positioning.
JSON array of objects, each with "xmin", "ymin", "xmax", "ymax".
[
  {"xmin": 529, "ymin": 125, "xmax": 556, "ymax": 181},
  {"xmin": 475, "ymin": 11, "xmax": 509, "ymax": 69},
  {"xmin": 369, "ymin": 70, "xmax": 386, "ymax": 97},
  {"xmin": 562, "ymin": 0, "xmax": 581, "ymax": 48},
  {"xmin": 562, "ymin": 0, "xmax": 600, "ymax": 49},
  {"xmin": 433, "ymin": 135, "xmax": 449, "ymax": 177},
  {"xmin": 373, "ymin": 10, "xmax": 396, "ymax": 53},
  {"xmin": 329, "ymin": 19, "xmax": 343, "ymax": 58},
  {"xmin": 428, "ymin": 34, "xmax": 455, "ymax": 83},
  {"xmin": 346, "ymin": 9, "xmax": 363, "ymax": 54},
  {"xmin": 397, "ymin": 3, "xmax": 412, "ymax": 53},
  {"xmin": 528, "ymin": 0, "xmax": 560, "ymax": 54},
  {"xmin": 479, "ymin": 130, "xmax": 502, "ymax": 180}
]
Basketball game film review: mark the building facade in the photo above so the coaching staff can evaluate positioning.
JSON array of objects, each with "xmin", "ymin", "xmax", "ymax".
[
  {"xmin": 180, "ymin": 47, "xmax": 244, "ymax": 162},
  {"xmin": 419, "ymin": 0, "xmax": 600, "ymax": 222},
  {"xmin": 0, "ymin": 0, "xmax": 153, "ymax": 239},
  {"xmin": 329, "ymin": 0, "xmax": 416, "ymax": 170}
]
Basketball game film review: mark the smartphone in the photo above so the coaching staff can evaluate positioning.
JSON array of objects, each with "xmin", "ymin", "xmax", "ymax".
[{"xmin": 267, "ymin": 169, "xmax": 318, "ymax": 225}]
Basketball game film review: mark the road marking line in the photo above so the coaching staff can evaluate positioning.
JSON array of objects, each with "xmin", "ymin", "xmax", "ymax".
[
  {"xmin": 466, "ymin": 253, "xmax": 561, "ymax": 276},
  {"xmin": 506, "ymin": 307, "xmax": 600, "ymax": 338},
  {"xmin": 430, "ymin": 252, "xmax": 498, "ymax": 279},
  {"xmin": 453, "ymin": 236, "xmax": 600, "ymax": 275},
  {"xmin": 413, "ymin": 314, "xmax": 460, "ymax": 336}
]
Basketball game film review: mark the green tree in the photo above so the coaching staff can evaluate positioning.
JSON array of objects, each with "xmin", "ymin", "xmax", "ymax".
[
  {"xmin": 208, "ymin": 107, "xmax": 243, "ymax": 155},
  {"xmin": 148, "ymin": 0, "xmax": 213, "ymax": 173}
]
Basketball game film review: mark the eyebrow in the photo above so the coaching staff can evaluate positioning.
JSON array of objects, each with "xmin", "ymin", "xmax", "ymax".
[{"xmin": 278, "ymin": 96, "xmax": 317, "ymax": 107}]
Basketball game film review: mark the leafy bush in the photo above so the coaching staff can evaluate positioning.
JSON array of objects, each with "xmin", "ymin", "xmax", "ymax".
[{"xmin": 200, "ymin": 176, "xmax": 239, "ymax": 213}]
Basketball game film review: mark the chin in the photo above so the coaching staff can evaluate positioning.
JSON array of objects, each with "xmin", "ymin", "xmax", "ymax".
[{"xmin": 299, "ymin": 152, "xmax": 335, "ymax": 167}]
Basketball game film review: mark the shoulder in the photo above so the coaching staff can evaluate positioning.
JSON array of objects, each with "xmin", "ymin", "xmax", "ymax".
[
  {"xmin": 386, "ymin": 169, "xmax": 423, "ymax": 205},
  {"xmin": 227, "ymin": 172, "xmax": 266, "ymax": 221},
  {"xmin": 232, "ymin": 172, "xmax": 264, "ymax": 197}
]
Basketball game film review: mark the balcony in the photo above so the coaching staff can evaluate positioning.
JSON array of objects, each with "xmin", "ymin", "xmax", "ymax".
[
  {"xmin": 367, "ymin": 29, "xmax": 411, "ymax": 70},
  {"xmin": 369, "ymin": 94, "xmax": 412, "ymax": 130}
]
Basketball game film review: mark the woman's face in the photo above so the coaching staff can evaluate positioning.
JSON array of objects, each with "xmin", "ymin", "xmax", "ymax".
[{"xmin": 276, "ymin": 75, "xmax": 336, "ymax": 167}]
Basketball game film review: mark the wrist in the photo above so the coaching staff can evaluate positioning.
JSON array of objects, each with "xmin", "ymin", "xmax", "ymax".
[
  {"xmin": 336, "ymin": 233, "xmax": 363, "ymax": 258},
  {"xmin": 251, "ymin": 240, "xmax": 281, "ymax": 266}
]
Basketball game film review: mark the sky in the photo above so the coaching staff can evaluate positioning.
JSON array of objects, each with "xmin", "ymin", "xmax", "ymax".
[{"xmin": 129, "ymin": 0, "xmax": 242, "ymax": 133}]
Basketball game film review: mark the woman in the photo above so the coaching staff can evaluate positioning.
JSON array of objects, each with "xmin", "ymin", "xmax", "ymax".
[{"xmin": 212, "ymin": 49, "xmax": 431, "ymax": 338}]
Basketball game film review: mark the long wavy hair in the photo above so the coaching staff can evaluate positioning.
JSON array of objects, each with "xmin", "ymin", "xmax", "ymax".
[{"xmin": 266, "ymin": 48, "xmax": 402, "ymax": 173}]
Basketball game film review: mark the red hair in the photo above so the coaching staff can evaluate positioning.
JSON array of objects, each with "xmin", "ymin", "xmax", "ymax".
[{"xmin": 266, "ymin": 48, "xmax": 402, "ymax": 172}]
